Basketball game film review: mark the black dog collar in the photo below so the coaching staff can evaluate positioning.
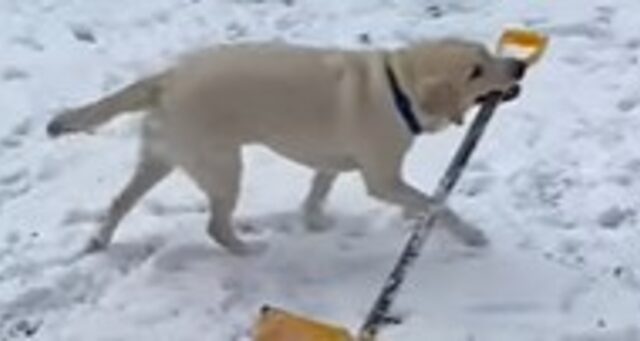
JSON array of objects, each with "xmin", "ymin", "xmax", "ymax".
[{"xmin": 384, "ymin": 60, "xmax": 422, "ymax": 135}]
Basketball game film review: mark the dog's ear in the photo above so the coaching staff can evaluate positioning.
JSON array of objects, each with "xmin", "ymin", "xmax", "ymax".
[{"xmin": 418, "ymin": 77, "xmax": 464, "ymax": 125}]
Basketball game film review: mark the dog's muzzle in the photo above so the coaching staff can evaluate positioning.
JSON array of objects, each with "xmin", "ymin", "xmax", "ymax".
[
  {"xmin": 475, "ymin": 84, "xmax": 521, "ymax": 104},
  {"xmin": 501, "ymin": 84, "xmax": 521, "ymax": 101},
  {"xmin": 510, "ymin": 60, "xmax": 527, "ymax": 80}
]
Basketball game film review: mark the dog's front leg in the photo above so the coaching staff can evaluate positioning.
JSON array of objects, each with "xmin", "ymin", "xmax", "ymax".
[
  {"xmin": 302, "ymin": 171, "xmax": 338, "ymax": 231},
  {"xmin": 360, "ymin": 166, "xmax": 488, "ymax": 246}
]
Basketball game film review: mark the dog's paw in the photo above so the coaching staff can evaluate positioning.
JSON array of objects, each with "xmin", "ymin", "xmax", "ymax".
[
  {"xmin": 227, "ymin": 240, "xmax": 268, "ymax": 256},
  {"xmin": 303, "ymin": 210, "xmax": 334, "ymax": 232},
  {"xmin": 402, "ymin": 208, "xmax": 421, "ymax": 221},
  {"xmin": 455, "ymin": 225, "xmax": 490, "ymax": 247},
  {"xmin": 83, "ymin": 236, "xmax": 109, "ymax": 254},
  {"xmin": 436, "ymin": 208, "xmax": 490, "ymax": 248}
]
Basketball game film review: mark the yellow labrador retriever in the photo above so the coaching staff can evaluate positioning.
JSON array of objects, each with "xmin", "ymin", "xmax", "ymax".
[{"xmin": 47, "ymin": 39, "xmax": 525, "ymax": 254}]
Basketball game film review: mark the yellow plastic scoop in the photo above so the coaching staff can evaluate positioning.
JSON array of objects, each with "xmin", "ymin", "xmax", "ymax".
[
  {"xmin": 255, "ymin": 306, "xmax": 353, "ymax": 341},
  {"xmin": 254, "ymin": 28, "xmax": 548, "ymax": 341},
  {"xmin": 498, "ymin": 28, "xmax": 549, "ymax": 65}
]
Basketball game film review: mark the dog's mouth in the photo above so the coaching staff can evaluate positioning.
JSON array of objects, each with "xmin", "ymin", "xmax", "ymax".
[{"xmin": 475, "ymin": 84, "xmax": 521, "ymax": 104}]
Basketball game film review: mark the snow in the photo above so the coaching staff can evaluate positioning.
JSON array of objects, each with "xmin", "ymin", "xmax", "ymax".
[{"xmin": 1, "ymin": 0, "xmax": 640, "ymax": 340}]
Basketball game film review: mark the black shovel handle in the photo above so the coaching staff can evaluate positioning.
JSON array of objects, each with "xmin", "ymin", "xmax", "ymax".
[
  {"xmin": 359, "ymin": 91, "xmax": 504, "ymax": 340},
  {"xmin": 434, "ymin": 91, "xmax": 504, "ymax": 199}
]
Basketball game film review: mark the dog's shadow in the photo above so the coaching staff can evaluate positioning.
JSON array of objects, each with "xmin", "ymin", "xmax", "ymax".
[
  {"xmin": 149, "ymin": 208, "xmax": 397, "ymax": 272},
  {"xmin": 151, "ymin": 243, "xmax": 220, "ymax": 272},
  {"xmin": 238, "ymin": 208, "xmax": 397, "ymax": 239}
]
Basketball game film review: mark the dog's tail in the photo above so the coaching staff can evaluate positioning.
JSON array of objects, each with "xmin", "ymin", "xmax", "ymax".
[{"xmin": 47, "ymin": 72, "xmax": 166, "ymax": 137}]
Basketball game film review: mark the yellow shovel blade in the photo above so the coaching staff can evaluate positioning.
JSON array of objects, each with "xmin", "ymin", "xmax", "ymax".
[
  {"xmin": 255, "ymin": 306, "xmax": 354, "ymax": 341},
  {"xmin": 497, "ymin": 28, "xmax": 549, "ymax": 65}
]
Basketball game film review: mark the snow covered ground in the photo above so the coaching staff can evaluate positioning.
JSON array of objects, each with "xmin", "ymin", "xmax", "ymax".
[{"xmin": 1, "ymin": 0, "xmax": 640, "ymax": 340}]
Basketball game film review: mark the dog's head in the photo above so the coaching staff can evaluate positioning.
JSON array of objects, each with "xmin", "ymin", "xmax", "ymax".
[{"xmin": 403, "ymin": 39, "xmax": 525, "ymax": 130}]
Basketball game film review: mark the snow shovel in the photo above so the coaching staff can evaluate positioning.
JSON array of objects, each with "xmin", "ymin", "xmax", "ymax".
[{"xmin": 254, "ymin": 28, "xmax": 548, "ymax": 341}]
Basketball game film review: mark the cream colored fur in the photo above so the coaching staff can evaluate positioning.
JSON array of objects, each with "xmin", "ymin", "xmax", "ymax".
[{"xmin": 48, "ymin": 39, "xmax": 524, "ymax": 254}]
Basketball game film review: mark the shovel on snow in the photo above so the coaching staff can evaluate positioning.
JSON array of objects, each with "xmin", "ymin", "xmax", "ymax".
[{"xmin": 254, "ymin": 28, "xmax": 548, "ymax": 341}]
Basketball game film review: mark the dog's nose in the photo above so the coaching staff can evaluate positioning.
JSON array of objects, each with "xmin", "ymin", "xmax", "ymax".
[{"xmin": 510, "ymin": 59, "xmax": 527, "ymax": 80}]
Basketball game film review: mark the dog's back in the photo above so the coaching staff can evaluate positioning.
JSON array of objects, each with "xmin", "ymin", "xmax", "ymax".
[
  {"xmin": 162, "ymin": 45, "xmax": 353, "ymax": 139},
  {"xmin": 48, "ymin": 44, "xmax": 360, "ymax": 143}
]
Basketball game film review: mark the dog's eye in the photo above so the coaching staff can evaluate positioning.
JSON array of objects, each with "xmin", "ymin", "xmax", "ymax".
[{"xmin": 468, "ymin": 64, "xmax": 483, "ymax": 81}]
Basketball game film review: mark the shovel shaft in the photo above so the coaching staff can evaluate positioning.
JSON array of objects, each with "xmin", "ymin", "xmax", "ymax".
[
  {"xmin": 434, "ymin": 92, "xmax": 503, "ymax": 199},
  {"xmin": 358, "ymin": 92, "xmax": 503, "ymax": 340}
]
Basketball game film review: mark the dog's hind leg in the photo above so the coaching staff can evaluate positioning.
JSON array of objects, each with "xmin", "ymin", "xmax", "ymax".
[
  {"xmin": 183, "ymin": 145, "xmax": 262, "ymax": 255},
  {"xmin": 87, "ymin": 147, "xmax": 172, "ymax": 252},
  {"xmin": 302, "ymin": 171, "xmax": 337, "ymax": 231}
]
